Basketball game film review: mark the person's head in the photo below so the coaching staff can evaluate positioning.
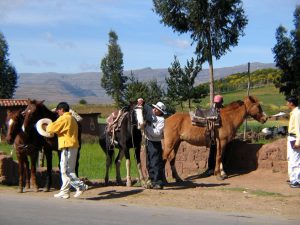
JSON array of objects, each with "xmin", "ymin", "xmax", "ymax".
[
  {"xmin": 286, "ymin": 96, "xmax": 298, "ymax": 109},
  {"xmin": 56, "ymin": 102, "xmax": 70, "ymax": 116},
  {"xmin": 214, "ymin": 95, "xmax": 223, "ymax": 107},
  {"xmin": 152, "ymin": 101, "xmax": 166, "ymax": 116}
]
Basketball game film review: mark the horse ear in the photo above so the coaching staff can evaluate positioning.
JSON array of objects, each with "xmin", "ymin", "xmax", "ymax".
[
  {"xmin": 244, "ymin": 96, "xmax": 257, "ymax": 104},
  {"xmin": 38, "ymin": 100, "xmax": 45, "ymax": 105}
]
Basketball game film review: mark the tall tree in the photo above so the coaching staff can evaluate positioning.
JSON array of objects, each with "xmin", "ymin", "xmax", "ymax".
[
  {"xmin": 272, "ymin": 6, "xmax": 300, "ymax": 98},
  {"xmin": 100, "ymin": 30, "xmax": 127, "ymax": 107},
  {"xmin": 125, "ymin": 72, "xmax": 165, "ymax": 105},
  {"xmin": 166, "ymin": 56, "xmax": 203, "ymax": 110},
  {"xmin": 0, "ymin": 31, "xmax": 18, "ymax": 98},
  {"xmin": 153, "ymin": 0, "xmax": 248, "ymax": 104}
]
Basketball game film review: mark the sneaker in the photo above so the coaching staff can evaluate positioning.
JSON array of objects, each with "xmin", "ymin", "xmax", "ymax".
[
  {"xmin": 54, "ymin": 192, "xmax": 70, "ymax": 199},
  {"xmin": 290, "ymin": 182, "xmax": 300, "ymax": 188},
  {"xmin": 74, "ymin": 184, "xmax": 88, "ymax": 198}
]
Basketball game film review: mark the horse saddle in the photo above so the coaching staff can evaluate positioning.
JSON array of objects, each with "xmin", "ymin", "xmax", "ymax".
[{"xmin": 190, "ymin": 106, "xmax": 221, "ymax": 127}]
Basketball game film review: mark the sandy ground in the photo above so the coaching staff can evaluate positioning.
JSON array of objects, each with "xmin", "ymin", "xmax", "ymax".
[{"xmin": 1, "ymin": 169, "xmax": 299, "ymax": 220}]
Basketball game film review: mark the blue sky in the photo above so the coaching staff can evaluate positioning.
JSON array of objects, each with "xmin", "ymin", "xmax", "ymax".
[{"xmin": 0, "ymin": 0, "xmax": 298, "ymax": 73}]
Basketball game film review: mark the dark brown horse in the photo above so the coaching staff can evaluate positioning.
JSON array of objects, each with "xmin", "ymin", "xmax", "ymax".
[
  {"xmin": 99, "ymin": 104, "xmax": 147, "ymax": 186},
  {"xmin": 163, "ymin": 96, "xmax": 268, "ymax": 181},
  {"xmin": 21, "ymin": 99, "xmax": 82, "ymax": 184},
  {"xmin": 6, "ymin": 109, "xmax": 40, "ymax": 192}
]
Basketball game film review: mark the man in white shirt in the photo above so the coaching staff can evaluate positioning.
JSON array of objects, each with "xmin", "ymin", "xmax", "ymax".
[
  {"xmin": 286, "ymin": 96, "xmax": 300, "ymax": 188},
  {"xmin": 144, "ymin": 101, "xmax": 166, "ymax": 189}
]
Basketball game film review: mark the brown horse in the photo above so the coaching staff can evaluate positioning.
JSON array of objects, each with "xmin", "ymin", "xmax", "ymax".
[
  {"xmin": 163, "ymin": 96, "xmax": 268, "ymax": 181},
  {"xmin": 22, "ymin": 99, "xmax": 82, "ymax": 187},
  {"xmin": 6, "ymin": 109, "xmax": 40, "ymax": 193}
]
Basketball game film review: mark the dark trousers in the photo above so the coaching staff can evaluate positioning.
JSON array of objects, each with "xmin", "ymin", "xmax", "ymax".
[
  {"xmin": 146, "ymin": 140, "xmax": 164, "ymax": 185},
  {"xmin": 208, "ymin": 143, "xmax": 217, "ymax": 170}
]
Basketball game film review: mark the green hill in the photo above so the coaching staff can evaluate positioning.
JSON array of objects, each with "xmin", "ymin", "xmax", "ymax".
[{"xmin": 193, "ymin": 84, "xmax": 287, "ymax": 116}]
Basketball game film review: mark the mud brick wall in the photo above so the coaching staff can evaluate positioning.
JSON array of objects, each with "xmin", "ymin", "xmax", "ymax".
[
  {"xmin": 0, "ymin": 151, "xmax": 18, "ymax": 185},
  {"xmin": 141, "ymin": 138, "xmax": 288, "ymax": 179}
]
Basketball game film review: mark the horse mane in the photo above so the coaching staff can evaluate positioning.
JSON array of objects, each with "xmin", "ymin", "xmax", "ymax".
[
  {"xmin": 28, "ymin": 99, "xmax": 58, "ymax": 121},
  {"xmin": 221, "ymin": 100, "xmax": 244, "ymax": 112}
]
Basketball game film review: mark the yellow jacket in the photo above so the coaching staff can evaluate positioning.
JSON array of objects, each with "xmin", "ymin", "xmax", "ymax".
[{"xmin": 46, "ymin": 112, "xmax": 79, "ymax": 150}]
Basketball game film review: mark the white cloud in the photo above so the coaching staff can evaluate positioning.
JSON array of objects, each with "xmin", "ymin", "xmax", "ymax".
[
  {"xmin": 43, "ymin": 32, "xmax": 76, "ymax": 50},
  {"xmin": 161, "ymin": 36, "xmax": 190, "ymax": 49}
]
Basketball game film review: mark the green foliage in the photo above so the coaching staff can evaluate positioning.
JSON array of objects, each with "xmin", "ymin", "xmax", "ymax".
[
  {"xmin": 153, "ymin": 0, "xmax": 248, "ymax": 103},
  {"xmin": 272, "ymin": 6, "xmax": 300, "ymax": 99},
  {"xmin": 166, "ymin": 56, "xmax": 204, "ymax": 110},
  {"xmin": 124, "ymin": 72, "xmax": 165, "ymax": 105},
  {"xmin": 100, "ymin": 30, "xmax": 127, "ymax": 107},
  {"xmin": 0, "ymin": 31, "xmax": 18, "ymax": 98},
  {"xmin": 79, "ymin": 99, "xmax": 87, "ymax": 104},
  {"xmin": 209, "ymin": 68, "xmax": 282, "ymax": 93}
]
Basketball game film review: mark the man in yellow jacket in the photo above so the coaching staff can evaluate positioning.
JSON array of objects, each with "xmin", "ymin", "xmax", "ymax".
[{"xmin": 47, "ymin": 102, "xmax": 88, "ymax": 199}]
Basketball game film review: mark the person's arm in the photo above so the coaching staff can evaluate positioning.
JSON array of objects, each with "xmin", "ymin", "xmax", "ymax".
[
  {"xmin": 46, "ymin": 116, "xmax": 65, "ymax": 135},
  {"xmin": 145, "ymin": 118, "xmax": 164, "ymax": 139}
]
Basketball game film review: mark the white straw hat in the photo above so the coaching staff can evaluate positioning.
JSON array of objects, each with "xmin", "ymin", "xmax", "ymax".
[
  {"xmin": 152, "ymin": 102, "xmax": 167, "ymax": 115},
  {"xmin": 36, "ymin": 118, "xmax": 54, "ymax": 138}
]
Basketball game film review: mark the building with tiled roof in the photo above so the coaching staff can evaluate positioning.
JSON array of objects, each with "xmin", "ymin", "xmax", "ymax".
[{"xmin": 0, "ymin": 99, "xmax": 28, "ymax": 107}]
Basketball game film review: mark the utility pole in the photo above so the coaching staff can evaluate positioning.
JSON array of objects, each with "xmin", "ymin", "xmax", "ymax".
[{"xmin": 243, "ymin": 62, "xmax": 251, "ymax": 141}]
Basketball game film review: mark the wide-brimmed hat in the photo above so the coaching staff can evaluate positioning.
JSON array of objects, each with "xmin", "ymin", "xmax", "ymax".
[
  {"xmin": 36, "ymin": 118, "xmax": 54, "ymax": 138},
  {"xmin": 152, "ymin": 102, "xmax": 167, "ymax": 115}
]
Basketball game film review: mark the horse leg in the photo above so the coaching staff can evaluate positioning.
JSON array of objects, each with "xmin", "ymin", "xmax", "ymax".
[
  {"xmin": 124, "ymin": 148, "xmax": 132, "ymax": 187},
  {"xmin": 17, "ymin": 154, "xmax": 25, "ymax": 193},
  {"xmin": 104, "ymin": 149, "xmax": 113, "ymax": 185},
  {"xmin": 115, "ymin": 150, "xmax": 124, "ymax": 185},
  {"xmin": 29, "ymin": 151, "xmax": 39, "ymax": 192},
  {"xmin": 134, "ymin": 146, "xmax": 145, "ymax": 186},
  {"xmin": 43, "ymin": 148, "xmax": 52, "ymax": 192},
  {"xmin": 215, "ymin": 140, "xmax": 227, "ymax": 180},
  {"xmin": 169, "ymin": 151, "xmax": 183, "ymax": 182},
  {"xmin": 163, "ymin": 139, "xmax": 182, "ymax": 182}
]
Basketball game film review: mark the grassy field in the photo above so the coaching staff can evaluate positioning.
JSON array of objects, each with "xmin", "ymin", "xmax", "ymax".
[{"xmin": 0, "ymin": 142, "xmax": 140, "ymax": 180}]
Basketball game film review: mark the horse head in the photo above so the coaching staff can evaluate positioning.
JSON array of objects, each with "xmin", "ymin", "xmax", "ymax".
[
  {"xmin": 22, "ymin": 99, "xmax": 45, "ymax": 133},
  {"xmin": 244, "ymin": 96, "xmax": 268, "ymax": 123},
  {"xmin": 134, "ymin": 103, "xmax": 153, "ymax": 130},
  {"xmin": 6, "ymin": 109, "xmax": 23, "ymax": 145},
  {"xmin": 134, "ymin": 105, "xmax": 145, "ymax": 130}
]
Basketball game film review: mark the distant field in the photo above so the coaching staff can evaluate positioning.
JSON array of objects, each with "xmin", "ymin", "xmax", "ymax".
[{"xmin": 70, "ymin": 84, "xmax": 287, "ymax": 117}]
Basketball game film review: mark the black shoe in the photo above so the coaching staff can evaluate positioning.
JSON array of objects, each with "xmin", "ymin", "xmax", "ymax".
[
  {"xmin": 200, "ymin": 169, "xmax": 214, "ymax": 178},
  {"xmin": 290, "ymin": 182, "xmax": 300, "ymax": 188}
]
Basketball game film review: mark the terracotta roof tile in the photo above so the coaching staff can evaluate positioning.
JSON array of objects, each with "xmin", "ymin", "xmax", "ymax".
[{"xmin": 0, "ymin": 99, "xmax": 28, "ymax": 107}]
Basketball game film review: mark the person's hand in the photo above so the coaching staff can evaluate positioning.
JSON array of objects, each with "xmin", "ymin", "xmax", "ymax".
[{"xmin": 137, "ymin": 98, "xmax": 144, "ymax": 106}]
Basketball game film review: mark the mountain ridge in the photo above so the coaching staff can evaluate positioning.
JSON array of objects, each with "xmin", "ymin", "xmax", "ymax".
[{"xmin": 14, "ymin": 62, "xmax": 276, "ymax": 104}]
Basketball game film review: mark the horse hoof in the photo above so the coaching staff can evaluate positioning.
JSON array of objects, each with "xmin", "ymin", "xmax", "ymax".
[
  {"xmin": 216, "ymin": 175, "xmax": 225, "ymax": 181},
  {"xmin": 43, "ymin": 187, "xmax": 50, "ymax": 192},
  {"xmin": 126, "ymin": 181, "xmax": 132, "ymax": 187},
  {"xmin": 18, "ymin": 189, "xmax": 23, "ymax": 193}
]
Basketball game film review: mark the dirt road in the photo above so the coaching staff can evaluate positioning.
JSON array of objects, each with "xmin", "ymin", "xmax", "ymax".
[{"xmin": 1, "ymin": 169, "xmax": 299, "ymax": 220}]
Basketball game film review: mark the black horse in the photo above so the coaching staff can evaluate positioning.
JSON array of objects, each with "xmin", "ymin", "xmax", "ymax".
[
  {"xmin": 99, "ymin": 104, "xmax": 147, "ymax": 186},
  {"xmin": 22, "ymin": 99, "xmax": 82, "ymax": 191}
]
